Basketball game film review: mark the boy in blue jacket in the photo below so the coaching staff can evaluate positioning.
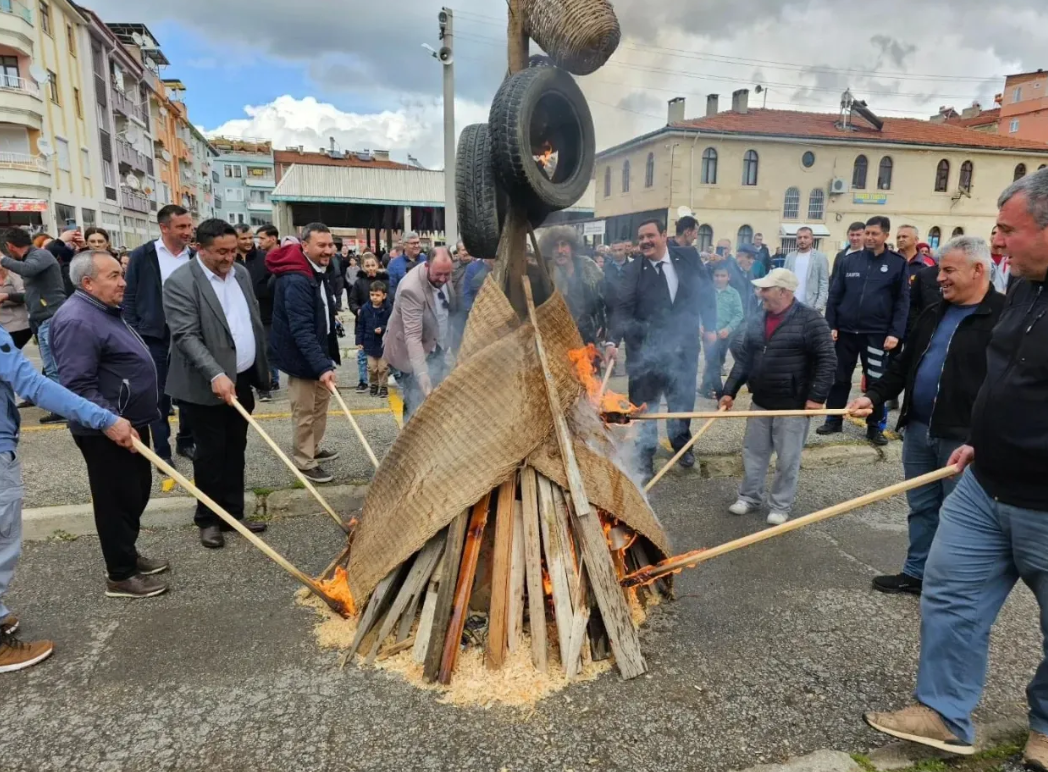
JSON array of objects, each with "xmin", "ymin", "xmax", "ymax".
[{"xmin": 359, "ymin": 280, "xmax": 392, "ymax": 397}]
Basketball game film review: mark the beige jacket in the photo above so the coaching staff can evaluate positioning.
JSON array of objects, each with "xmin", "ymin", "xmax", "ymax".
[
  {"xmin": 383, "ymin": 263, "xmax": 451, "ymax": 390},
  {"xmin": 0, "ymin": 269, "xmax": 30, "ymax": 333}
]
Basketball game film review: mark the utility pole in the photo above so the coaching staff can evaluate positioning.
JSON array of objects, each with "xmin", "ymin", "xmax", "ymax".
[{"xmin": 438, "ymin": 8, "xmax": 457, "ymax": 248}]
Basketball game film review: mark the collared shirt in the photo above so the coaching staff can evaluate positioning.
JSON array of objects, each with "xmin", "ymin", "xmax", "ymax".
[
  {"xmin": 306, "ymin": 257, "xmax": 331, "ymax": 335},
  {"xmin": 156, "ymin": 238, "xmax": 191, "ymax": 286},
  {"xmin": 647, "ymin": 248, "xmax": 679, "ymax": 302},
  {"xmin": 432, "ymin": 283, "xmax": 450, "ymax": 348},
  {"xmin": 196, "ymin": 258, "xmax": 256, "ymax": 375},
  {"xmin": 793, "ymin": 250, "xmax": 812, "ymax": 305}
]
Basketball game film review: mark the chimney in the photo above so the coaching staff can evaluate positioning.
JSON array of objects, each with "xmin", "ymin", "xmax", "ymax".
[
  {"xmin": 706, "ymin": 94, "xmax": 719, "ymax": 117},
  {"xmin": 732, "ymin": 88, "xmax": 749, "ymax": 114},
  {"xmin": 667, "ymin": 97, "xmax": 685, "ymax": 125}
]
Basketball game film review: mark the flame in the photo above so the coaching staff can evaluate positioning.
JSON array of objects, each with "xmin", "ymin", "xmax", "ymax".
[
  {"xmin": 567, "ymin": 344, "xmax": 643, "ymax": 418},
  {"xmin": 316, "ymin": 566, "xmax": 357, "ymax": 616},
  {"xmin": 535, "ymin": 141, "xmax": 554, "ymax": 165}
]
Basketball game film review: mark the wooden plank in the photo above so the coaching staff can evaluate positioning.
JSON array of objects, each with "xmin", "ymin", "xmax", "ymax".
[
  {"xmin": 438, "ymin": 493, "xmax": 493, "ymax": 685},
  {"xmin": 399, "ymin": 550, "xmax": 443, "ymax": 644},
  {"xmin": 519, "ymin": 466, "xmax": 548, "ymax": 672},
  {"xmin": 344, "ymin": 563, "xmax": 406, "ymax": 661},
  {"xmin": 565, "ymin": 560, "xmax": 590, "ymax": 679},
  {"xmin": 536, "ymin": 474, "xmax": 575, "ymax": 669},
  {"xmin": 422, "ymin": 509, "xmax": 470, "ymax": 682},
  {"xmin": 507, "ymin": 500, "xmax": 526, "ymax": 653},
  {"xmin": 365, "ymin": 535, "xmax": 445, "ymax": 665},
  {"xmin": 521, "ymin": 278, "xmax": 647, "ymax": 680},
  {"xmin": 412, "ymin": 576, "xmax": 440, "ymax": 664},
  {"xmin": 486, "ymin": 477, "xmax": 518, "ymax": 670},
  {"xmin": 550, "ymin": 485, "xmax": 581, "ymax": 597}
]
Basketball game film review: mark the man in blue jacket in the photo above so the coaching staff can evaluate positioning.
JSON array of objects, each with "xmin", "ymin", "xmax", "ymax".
[
  {"xmin": 266, "ymin": 223, "xmax": 341, "ymax": 484},
  {"xmin": 0, "ymin": 324, "xmax": 135, "ymax": 673},
  {"xmin": 819, "ymin": 216, "xmax": 909, "ymax": 445},
  {"xmin": 386, "ymin": 231, "xmax": 426, "ymax": 300},
  {"xmin": 123, "ymin": 204, "xmax": 196, "ymax": 463}
]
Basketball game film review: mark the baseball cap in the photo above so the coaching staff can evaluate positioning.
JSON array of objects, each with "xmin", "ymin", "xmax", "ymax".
[{"xmin": 752, "ymin": 267, "xmax": 799, "ymax": 291}]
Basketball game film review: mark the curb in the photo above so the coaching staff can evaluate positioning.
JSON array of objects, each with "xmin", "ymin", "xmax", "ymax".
[{"xmin": 22, "ymin": 483, "xmax": 369, "ymax": 542}]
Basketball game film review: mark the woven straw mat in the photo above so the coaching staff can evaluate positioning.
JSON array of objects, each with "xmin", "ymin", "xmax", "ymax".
[{"xmin": 524, "ymin": 0, "xmax": 620, "ymax": 76}]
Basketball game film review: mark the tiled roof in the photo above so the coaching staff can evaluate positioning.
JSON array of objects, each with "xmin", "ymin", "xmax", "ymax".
[
  {"xmin": 273, "ymin": 150, "xmax": 415, "ymax": 171},
  {"xmin": 662, "ymin": 108, "xmax": 1048, "ymax": 153},
  {"xmin": 944, "ymin": 108, "xmax": 1001, "ymax": 129}
]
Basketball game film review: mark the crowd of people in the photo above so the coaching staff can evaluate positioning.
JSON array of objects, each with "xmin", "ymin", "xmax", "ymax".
[{"xmin": 1, "ymin": 168, "xmax": 1048, "ymax": 769}]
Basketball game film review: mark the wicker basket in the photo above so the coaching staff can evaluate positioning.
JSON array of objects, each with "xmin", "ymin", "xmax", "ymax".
[{"xmin": 523, "ymin": 0, "xmax": 620, "ymax": 75}]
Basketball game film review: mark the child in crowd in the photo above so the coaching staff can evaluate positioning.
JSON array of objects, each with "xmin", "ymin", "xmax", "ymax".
[
  {"xmin": 359, "ymin": 280, "xmax": 391, "ymax": 397},
  {"xmin": 700, "ymin": 264, "xmax": 744, "ymax": 398},
  {"xmin": 347, "ymin": 254, "xmax": 388, "ymax": 393}
]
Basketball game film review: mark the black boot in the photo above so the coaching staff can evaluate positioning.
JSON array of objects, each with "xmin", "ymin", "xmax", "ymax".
[
  {"xmin": 369, "ymin": 384, "xmax": 379, "ymax": 396},
  {"xmin": 355, "ymin": 381, "xmax": 368, "ymax": 393}
]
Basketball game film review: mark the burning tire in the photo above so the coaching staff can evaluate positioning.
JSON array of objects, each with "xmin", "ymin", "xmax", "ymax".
[
  {"xmin": 455, "ymin": 124, "xmax": 503, "ymax": 258},
  {"xmin": 489, "ymin": 66, "xmax": 595, "ymax": 214}
]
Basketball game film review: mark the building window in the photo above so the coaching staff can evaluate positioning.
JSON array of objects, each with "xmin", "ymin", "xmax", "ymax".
[
  {"xmin": 644, "ymin": 152, "xmax": 654, "ymax": 188},
  {"xmin": 39, "ymin": 2, "xmax": 51, "ymax": 36},
  {"xmin": 701, "ymin": 147, "xmax": 718, "ymax": 184},
  {"xmin": 934, "ymin": 159, "xmax": 950, "ymax": 192},
  {"xmin": 742, "ymin": 150, "xmax": 758, "ymax": 186},
  {"xmin": 233, "ymin": 166, "xmax": 242, "ymax": 178},
  {"xmin": 603, "ymin": 166, "xmax": 610, "ymax": 197},
  {"xmin": 81, "ymin": 148, "xmax": 90, "ymax": 177},
  {"xmin": 877, "ymin": 156, "xmax": 893, "ymax": 190},
  {"xmin": 928, "ymin": 226, "xmax": 941, "ymax": 248},
  {"xmin": 621, "ymin": 160, "xmax": 630, "ymax": 193},
  {"xmin": 224, "ymin": 165, "xmax": 233, "ymax": 178},
  {"xmin": 737, "ymin": 225, "xmax": 753, "ymax": 247},
  {"xmin": 102, "ymin": 161, "xmax": 113, "ymax": 187},
  {"xmin": 55, "ymin": 203, "xmax": 75, "ymax": 227},
  {"xmin": 67, "ymin": 24, "xmax": 77, "ymax": 56},
  {"xmin": 47, "ymin": 70, "xmax": 59, "ymax": 104},
  {"xmin": 952, "ymin": 227, "xmax": 965, "ymax": 237},
  {"xmin": 697, "ymin": 224, "xmax": 714, "ymax": 253},
  {"xmin": 55, "ymin": 138, "xmax": 70, "ymax": 171},
  {"xmin": 783, "ymin": 187, "xmax": 801, "ymax": 219},
  {"xmin": 808, "ymin": 188, "xmax": 825, "ymax": 220},
  {"xmin": 1015, "ymin": 163, "xmax": 1028, "ymax": 181},
  {"xmin": 73, "ymin": 87, "xmax": 82, "ymax": 118},
  {"xmin": 1014, "ymin": 86, "xmax": 1023, "ymax": 102},
  {"xmin": 82, "ymin": 208, "xmax": 95, "ymax": 225},
  {"xmin": 0, "ymin": 56, "xmax": 18, "ymax": 89},
  {"xmin": 1010, "ymin": 118, "xmax": 1020, "ymax": 133},
  {"xmin": 959, "ymin": 160, "xmax": 973, "ymax": 192},
  {"xmin": 852, "ymin": 155, "xmax": 868, "ymax": 189},
  {"xmin": 801, "ymin": 150, "xmax": 816, "ymax": 168},
  {"xmin": 212, "ymin": 170, "xmax": 219, "ymax": 183}
]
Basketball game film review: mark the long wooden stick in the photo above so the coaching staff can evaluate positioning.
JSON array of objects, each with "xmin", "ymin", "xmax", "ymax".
[
  {"xmin": 595, "ymin": 355, "xmax": 615, "ymax": 404},
  {"xmin": 230, "ymin": 398, "xmax": 350, "ymax": 533},
  {"xmin": 633, "ymin": 408, "xmax": 851, "ymax": 421},
  {"xmin": 132, "ymin": 437, "xmax": 349, "ymax": 616},
  {"xmin": 643, "ymin": 408, "xmax": 725, "ymax": 493},
  {"xmin": 328, "ymin": 383, "xmax": 380, "ymax": 469},
  {"xmin": 623, "ymin": 464, "xmax": 961, "ymax": 588}
]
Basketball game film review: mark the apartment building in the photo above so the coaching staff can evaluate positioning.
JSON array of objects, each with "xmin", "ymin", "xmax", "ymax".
[
  {"xmin": 189, "ymin": 122, "xmax": 217, "ymax": 220},
  {"xmin": 212, "ymin": 137, "xmax": 275, "ymax": 227}
]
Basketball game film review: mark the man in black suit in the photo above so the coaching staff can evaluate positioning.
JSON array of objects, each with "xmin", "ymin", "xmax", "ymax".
[{"xmin": 606, "ymin": 218, "xmax": 717, "ymax": 481}]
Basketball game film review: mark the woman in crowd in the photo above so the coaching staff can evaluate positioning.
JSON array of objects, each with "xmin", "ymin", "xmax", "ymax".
[
  {"xmin": 83, "ymin": 227, "xmax": 115, "ymax": 255},
  {"xmin": 0, "ymin": 263, "xmax": 31, "ymax": 349}
]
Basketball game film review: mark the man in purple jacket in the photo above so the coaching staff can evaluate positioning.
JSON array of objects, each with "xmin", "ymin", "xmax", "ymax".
[{"xmin": 50, "ymin": 251, "xmax": 168, "ymax": 600}]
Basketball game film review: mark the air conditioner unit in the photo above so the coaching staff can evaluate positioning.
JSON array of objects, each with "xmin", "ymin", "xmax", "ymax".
[{"xmin": 829, "ymin": 177, "xmax": 849, "ymax": 195}]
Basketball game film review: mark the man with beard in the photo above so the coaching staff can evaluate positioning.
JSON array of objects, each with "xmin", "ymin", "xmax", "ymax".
[{"xmin": 538, "ymin": 226, "xmax": 605, "ymax": 346}]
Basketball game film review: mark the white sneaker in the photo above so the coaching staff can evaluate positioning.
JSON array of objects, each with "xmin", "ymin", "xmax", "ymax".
[
  {"xmin": 728, "ymin": 499, "xmax": 754, "ymax": 516},
  {"xmin": 766, "ymin": 512, "xmax": 788, "ymax": 526}
]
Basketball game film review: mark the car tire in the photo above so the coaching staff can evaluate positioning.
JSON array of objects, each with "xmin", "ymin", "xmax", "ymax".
[
  {"xmin": 455, "ymin": 123, "xmax": 502, "ymax": 259},
  {"xmin": 489, "ymin": 66, "xmax": 595, "ymax": 214}
]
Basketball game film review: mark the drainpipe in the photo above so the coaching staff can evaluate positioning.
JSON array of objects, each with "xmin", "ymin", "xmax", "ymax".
[
  {"xmin": 689, "ymin": 132, "xmax": 701, "ymax": 211},
  {"xmin": 667, "ymin": 142, "xmax": 680, "ymax": 220}
]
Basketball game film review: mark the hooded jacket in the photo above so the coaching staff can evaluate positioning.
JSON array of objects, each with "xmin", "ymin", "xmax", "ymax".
[
  {"xmin": 266, "ymin": 244, "xmax": 341, "ymax": 380},
  {"xmin": 0, "ymin": 247, "xmax": 68, "ymax": 325},
  {"xmin": 243, "ymin": 247, "xmax": 276, "ymax": 325}
]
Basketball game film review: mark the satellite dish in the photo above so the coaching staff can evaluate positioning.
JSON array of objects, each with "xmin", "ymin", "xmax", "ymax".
[
  {"xmin": 131, "ymin": 32, "xmax": 144, "ymax": 46},
  {"xmin": 161, "ymin": 149, "xmax": 172, "ymax": 162},
  {"xmin": 124, "ymin": 174, "xmax": 140, "ymax": 190},
  {"xmin": 28, "ymin": 64, "xmax": 47, "ymax": 84},
  {"xmin": 36, "ymin": 137, "xmax": 54, "ymax": 157}
]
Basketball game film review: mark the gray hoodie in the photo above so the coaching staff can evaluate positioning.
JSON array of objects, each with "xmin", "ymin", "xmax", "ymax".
[{"xmin": 0, "ymin": 246, "xmax": 68, "ymax": 324}]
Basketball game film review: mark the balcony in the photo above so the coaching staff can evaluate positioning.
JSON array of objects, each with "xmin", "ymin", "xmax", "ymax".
[
  {"xmin": 244, "ymin": 176, "xmax": 275, "ymax": 188},
  {"xmin": 0, "ymin": 0, "xmax": 33, "ymax": 56},
  {"xmin": 121, "ymin": 187, "xmax": 151, "ymax": 214},
  {"xmin": 0, "ymin": 151, "xmax": 50, "ymax": 191},
  {"xmin": 111, "ymin": 87, "xmax": 147, "ymax": 126},
  {"xmin": 0, "ymin": 75, "xmax": 43, "ymax": 131},
  {"xmin": 246, "ymin": 200, "xmax": 272, "ymax": 213},
  {"xmin": 116, "ymin": 139, "xmax": 148, "ymax": 174}
]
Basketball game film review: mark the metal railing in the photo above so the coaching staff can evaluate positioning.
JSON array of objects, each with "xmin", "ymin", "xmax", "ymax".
[
  {"xmin": 0, "ymin": 151, "xmax": 48, "ymax": 171},
  {"xmin": 116, "ymin": 139, "xmax": 147, "ymax": 173},
  {"xmin": 111, "ymin": 87, "xmax": 147, "ymax": 124},
  {"xmin": 0, "ymin": 0, "xmax": 33, "ymax": 23},
  {"xmin": 0, "ymin": 75, "xmax": 40, "ymax": 97},
  {"xmin": 121, "ymin": 187, "xmax": 150, "ymax": 213}
]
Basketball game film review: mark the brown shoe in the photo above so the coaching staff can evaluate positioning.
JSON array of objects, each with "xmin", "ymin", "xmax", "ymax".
[
  {"xmin": 0, "ymin": 613, "xmax": 18, "ymax": 635},
  {"xmin": 863, "ymin": 704, "xmax": 974, "ymax": 756},
  {"xmin": 105, "ymin": 574, "xmax": 168, "ymax": 599},
  {"xmin": 1025, "ymin": 731, "xmax": 1048, "ymax": 772},
  {"xmin": 135, "ymin": 555, "xmax": 170, "ymax": 576},
  {"xmin": 0, "ymin": 632, "xmax": 54, "ymax": 673}
]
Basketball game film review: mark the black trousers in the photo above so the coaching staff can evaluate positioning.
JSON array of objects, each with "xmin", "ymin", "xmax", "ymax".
[
  {"xmin": 73, "ymin": 426, "xmax": 153, "ymax": 581},
  {"xmin": 825, "ymin": 331, "xmax": 891, "ymax": 429},
  {"xmin": 146, "ymin": 337, "xmax": 194, "ymax": 459},
  {"xmin": 627, "ymin": 347, "xmax": 700, "ymax": 463},
  {"xmin": 179, "ymin": 373, "xmax": 254, "ymax": 528},
  {"xmin": 9, "ymin": 328, "xmax": 32, "ymax": 349}
]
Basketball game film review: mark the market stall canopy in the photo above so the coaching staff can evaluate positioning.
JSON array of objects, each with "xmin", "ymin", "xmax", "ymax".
[{"xmin": 0, "ymin": 198, "xmax": 47, "ymax": 212}]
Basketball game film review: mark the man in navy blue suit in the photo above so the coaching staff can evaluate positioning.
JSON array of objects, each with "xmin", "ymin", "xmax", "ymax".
[{"xmin": 606, "ymin": 218, "xmax": 718, "ymax": 482}]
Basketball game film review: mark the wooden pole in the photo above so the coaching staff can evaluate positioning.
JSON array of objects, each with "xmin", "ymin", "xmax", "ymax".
[
  {"xmin": 519, "ymin": 466, "xmax": 548, "ymax": 672},
  {"xmin": 486, "ymin": 477, "xmax": 517, "ymax": 669},
  {"xmin": 623, "ymin": 465, "xmax": 961, "ymax": 588},
  {"xmin": 423, "ymin": 509, "xmax": 470, "ymax": 681},
  {"xmin": 643, "ymin": 408, "xmax": 725, "ymax": 493},
  {"xmin": 506, "ymin": 0, "xmax": 529, "ymax": 74},
  {"xmin": 595, "ymin": 355, "xmax": 615, "ymax": 404},
  {"xmin": 632, "ymin": 408, "xmax": 851, "ymax": 421},
  {"xmin": 132, "ymin": 437, "xmax": 349, "ymax": 616},
  {"xmin": 230, "ymin": 398, "xmax": 350, "ymax": 533},
  {"xmin": 329, "ymin": 383, "xmax": 380, "ymax": 469}
]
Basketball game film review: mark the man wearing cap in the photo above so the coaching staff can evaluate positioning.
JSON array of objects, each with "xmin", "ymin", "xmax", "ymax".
[
  {"xmin": 784, "ymin": 227, "xmax": 830, "ymax": 312},
  {"xmin": 719, "ymin": 268, "xmax": 836, "ymax": 525}
]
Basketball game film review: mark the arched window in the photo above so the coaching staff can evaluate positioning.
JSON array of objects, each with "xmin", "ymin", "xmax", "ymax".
[
  {"xmin": 783, "ymin": 186, "xmax": 801, "ymax": 219},
  {"xmin": 877, "ymin": 156, "xmax": 893, "ymax": 190},
  {"xmin": 959, "ymin": 160, "xmax": 973, "ymax": 192},
  {"xmin": 701, "ymin": 147, "xmax": 718, "ymax": 184},
  {"xmin": 928, "ymin": 227, "xmax": 941, "ymax": 248},
  {"xmin": 737, "ymin": 225, "xmax": 754, "ymax": 247},
  {"xmin": 603, "ymin": 166, "xmax": 611, "ymax": 197},
  {"xmin": 934, "ymin": 159, "xmax": 950, "ymax": 192},
  {"xmin": 952, "ymin": 227, "xmax": 965, "ymax": 237},
  {"xmin": 1014, "ymin": 163, "xmax": 1027, "ymax": 181},
  {"xmin": 852, "ymin": 155, "xmax": 868, "ymax": 189},
  {"xmin": 622, "ymin": 160, "xmax": 630, "ymax": 193},
  {"xmin": 697, "ymin": 224, "xmax": 714, "ymax": 252},
  {"xmin": 644, "ymin": 152, "xmax": 655, "ymax": 188},
  {"xmin": 808, "ymin": 188, "xmax": 825, "ymax": 220},
  {"xmin": 742, "ymin": 150, "xmax": 759, "ymax": 186}
]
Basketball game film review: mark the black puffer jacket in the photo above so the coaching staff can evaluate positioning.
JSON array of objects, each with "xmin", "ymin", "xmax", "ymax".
[
  {"xmin": 347, "ymin": 270, "xmax": 389, "ymax": 345},
  {"xmin": 723, "ymin": 301, "xmax": 836, "ymax": 409}
]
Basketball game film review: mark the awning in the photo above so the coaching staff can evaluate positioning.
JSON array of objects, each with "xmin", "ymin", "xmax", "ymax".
[
  {"xmin": 0, "ymin": 198, "xmax": 47, "ymax": 212},
  {"xmin": 779, "ymin": 224, "xmax": 831, "ymax": 237}
]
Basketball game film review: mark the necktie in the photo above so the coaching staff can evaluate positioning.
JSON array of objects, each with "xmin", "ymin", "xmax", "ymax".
[{"xmin": 654, "ymin": 261, "xmax": 670, "ymax": 298}]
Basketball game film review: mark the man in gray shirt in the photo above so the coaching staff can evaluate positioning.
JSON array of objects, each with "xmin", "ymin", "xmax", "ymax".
[{"xmin": 784, "ymin": 226, "xmax": 830, "ymax": 311}]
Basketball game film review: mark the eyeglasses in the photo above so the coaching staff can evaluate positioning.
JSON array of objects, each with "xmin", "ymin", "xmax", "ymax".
[{"xmin": 437, "ymin": 288, "xmax": 450, "ymax": 310}]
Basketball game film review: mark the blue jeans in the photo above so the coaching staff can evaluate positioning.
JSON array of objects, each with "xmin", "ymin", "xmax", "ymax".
[
  {"xmin": 900, "ymin": 422, "xmax": 964, "ymax": 580},
  {"xmin": 0, "ymin": 451, "xmax": 24, "ymax": 620},
  {"xmin": 36, "ymin": 318, "xmax": 58, "ymax": 381},
  {"xmin": 356, "ymin": 349, "xmax": 368, "ymax": 385},
  {"xmin": 915, "ymin": 469, "xmax": 1048, "ymax": 744}
]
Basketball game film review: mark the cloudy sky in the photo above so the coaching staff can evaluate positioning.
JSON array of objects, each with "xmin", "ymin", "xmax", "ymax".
[{"xmin": 84, "ymin": 0, "xmax": 1048, "ymax": 168}]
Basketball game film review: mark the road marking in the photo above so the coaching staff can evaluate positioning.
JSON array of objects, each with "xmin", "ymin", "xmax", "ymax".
[{"xmin": 20, "ymin": 407, "xmax": 394, "ymax": 434}]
